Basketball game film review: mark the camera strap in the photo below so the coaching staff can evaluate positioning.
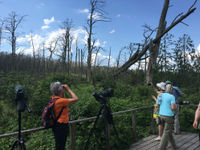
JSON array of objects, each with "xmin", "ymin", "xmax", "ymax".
[
  {"xmin": 55, "ymin": 106, "xmax": 65, "ymax": 122},
  {"xmin": 51, "ymin": 98, "xmax": 65, "ymax": 122}
]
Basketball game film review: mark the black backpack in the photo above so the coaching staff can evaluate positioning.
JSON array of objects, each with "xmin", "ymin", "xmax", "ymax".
[{"xmin": 42, "ymin": 98, "xmax": 64, "ymax": 128}]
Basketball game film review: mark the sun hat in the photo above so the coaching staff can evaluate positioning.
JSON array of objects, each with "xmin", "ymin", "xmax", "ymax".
[{"xmin": 156, "ymin": 82, "xmax": 166, "ymax": 91}]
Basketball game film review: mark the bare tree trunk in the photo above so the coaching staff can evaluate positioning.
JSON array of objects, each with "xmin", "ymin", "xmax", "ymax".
[
  {"xmin": 146, "ymin": 0, "xmax": 169, "ymax": 83},
  {"xmin": 42, "ymin": 43, "xmax": 46, "ymax": 76},
  {"xmin": 86, "ymin": 0, "xmax": 109, "ymax": 82},
  {"xmin": 75, "ymin": 39, "xmax": 78, "ymax": 73},
  {"xmin": 114, "ymin": 2, "xmax": 196, "ymax": 77},
  {"xmin": 5, "ymin": 12, "xmax": 25, "ymax": 56},
  {"xmin": 107, "ymin": 47, "xmax": 111, "ymax": 72},
  {"xmin": 81, "ymin": 49, "xmax": 85, "ymax": 78},
  {"xmin": 0, "ymin": 20, "xmax": 4, "ymax": 51}
]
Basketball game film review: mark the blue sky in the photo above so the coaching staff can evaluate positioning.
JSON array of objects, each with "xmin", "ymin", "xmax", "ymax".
[{"xmin": 0, "ymin": 0, "xmax": 200, "ymax": 66}]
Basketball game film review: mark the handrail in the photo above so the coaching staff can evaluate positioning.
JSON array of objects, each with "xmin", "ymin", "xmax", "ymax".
[
  {"xmin": 0, "ymin": 104, "xmax": 197, "ymax": 150},
  {"xmin": 0, "ymin": 105, "xmax": 153, "ymax": 139}
]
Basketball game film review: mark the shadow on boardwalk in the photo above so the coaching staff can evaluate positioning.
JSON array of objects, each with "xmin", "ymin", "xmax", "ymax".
[{"xmin": 127, "ymin": 132, "xmax": 200, "ymax": 150}]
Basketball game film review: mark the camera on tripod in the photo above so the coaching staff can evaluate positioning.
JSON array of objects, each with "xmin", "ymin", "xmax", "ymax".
[
  {"xmin": 15, "ymin": 85, "xmax": 31, "ymax": 112},
  {"xmin": 93, "ymin": 88, "xmax": 114, "ymax": 104},
  {"xmin": 11, "ymin": 85, "xmax": 31, "ymax": 150},
  {"xmin": 85, "ymin": 88, "xmax": 121, "ymax": 150},
  {"xmin": 179, "ymin": 100, "xmax": 190, "ymax": 105}
]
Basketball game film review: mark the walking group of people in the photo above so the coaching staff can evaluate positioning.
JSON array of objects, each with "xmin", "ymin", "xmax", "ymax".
[
  {"xmin": 150, "ymin": 80, "xmax": 183, "ymax": 150},
  {"xmin": 151, "ymin": 80, "xmax": 200, "ymax": 150}
]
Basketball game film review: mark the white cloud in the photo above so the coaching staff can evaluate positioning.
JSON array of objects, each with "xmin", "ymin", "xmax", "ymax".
[
  {"xmin": 88, "ymin": 13, "xmax": 101, "ymax": 20},
  {"xmin": 16, "ymin": 26, "xmax": 105, "ymax": 59},
  {"xmin": 78, "ymin": 9, "xmax": 89, "ymax": 14},
  {"xmin": 16, "ymin": 33, "xmax": 45, "ymax": 56},
  {"xmin": 109, "ymin": 29, "xmax": 115, "ymax": 34},
  {"xmin": 41, "ymin": 25, "xmax": 50, "ymax": 30},
  {"xmin": 71, "ymin": 27, "xmax": 88, "ymax": 45},
  {"xmin": 197, "ymin": 44, "xmax": 200, "ymax": 53},
  {"xmin": 44, "ymin": 16, "xmax": 55, "ymax": 25},
  {"xmin": 94, "ymin": 40, "xmax": 101, "ymax": 47},
  {"xmin": 16, "ymin": 47, "xmax": 32, "ymax": 55},
  {"xmin": 41, "ymin": 16, "xmax": 55, "ymax": 30},
  {"xmin": 92, "ymin": 52, "xmax": 115, "ymax": 66}
]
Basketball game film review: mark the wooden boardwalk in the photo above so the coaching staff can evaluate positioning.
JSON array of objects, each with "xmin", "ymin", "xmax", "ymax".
[{"xmin": 128, "ymin": 132, "xmax": 200, "ymax": 150}]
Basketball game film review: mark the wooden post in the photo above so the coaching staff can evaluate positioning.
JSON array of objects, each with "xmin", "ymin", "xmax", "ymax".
[
  {"xmin": 70, "ymin": 123, "xmax": 75, "ymax": 150},
  {"xmin": 132, "ymin": 111, "xmax": 136, "ymax": 141}
]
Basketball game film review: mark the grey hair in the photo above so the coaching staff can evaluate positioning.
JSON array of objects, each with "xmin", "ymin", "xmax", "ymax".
[
  {"xmin": 50, "ymin": 81, "xmax": 63, "ymax": 96},
  {"xmin": 165, "ymin": 84, "xmax": 173, "ymax": 94}
]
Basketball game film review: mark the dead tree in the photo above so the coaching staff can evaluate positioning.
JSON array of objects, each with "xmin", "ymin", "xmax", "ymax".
[
  {"xmin": 107, "ymin": 47, "xmax": 112, "ymax": 72},
  {"xmin": 116, "ymin": 48, "xmax": 124, "ymax": 68},
  {"xmin": 59, "ymin": 19, "xmax": 73, "ymax": 75},
  {"xmin": 114, "ymin": 0, "xmax": 197, "ymax": 82},
  {"xmin": 5, "ymin": 12, "xmax": 26, "ymax": 56},
  {"xmin": 47, "ymin": 39, "xmax": 59, "ymax": 60},
  {"xmin": 30, "ymin": 32, "xmax": 36, "ymax": 59},
  {"xmin": 85, "ymin": 0, "xmax": 110, "ymax": 81},
  {"xmin": 0, "ymin": 18, "xmax": 4, "ymax": 51},
  {"xmin": 146, "ymin": 0, "xmax": 169, "ymax": 83}
]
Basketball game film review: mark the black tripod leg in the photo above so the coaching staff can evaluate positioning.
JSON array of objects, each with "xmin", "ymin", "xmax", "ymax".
[
  {"xmin": 19, "ymin": 139, "xmax": 26, "ymax": 150},
  {"xmin": 11, "ymin": 139, "xmax": 26, "ymax": 150},
  {"xmin": 84, "ymin": 105, "xmax": 104, "ymax": 150},
  {"xmin": 11, "ymin": 140, "xmax": 18, "ymax": 150},
  {"xmin": 103, "ymin": 117, "xmax": 111, "ymax": 150}
]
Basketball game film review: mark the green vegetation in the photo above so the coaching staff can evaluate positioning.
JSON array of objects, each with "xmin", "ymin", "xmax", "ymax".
[{"xmin": 0, "ymin": 72, "xmax": 199, "ymax": 150}]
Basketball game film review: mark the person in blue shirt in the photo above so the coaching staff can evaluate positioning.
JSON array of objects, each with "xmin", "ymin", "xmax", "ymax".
[
  {"xmin": 152, "ymin": 82, "xmax": 165, "ymax": 141},
  {"xmin": 165, "ymin": 81, "xmax": 183, "ymax": 135},
  {"xmin": 156, "ymin": 82, "xmax": 176, "ymax": 150}
]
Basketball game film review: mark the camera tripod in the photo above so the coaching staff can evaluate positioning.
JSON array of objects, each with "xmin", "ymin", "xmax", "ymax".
[
  {"xmin": 84, "ymin": 102, "xmax": 120, "ymax": 150},
  {"xmin": 11, "ymin": 85, "xmax": 31, "ymax": 150},
  {"xmin": 11, "ymin": 112, "xmax": 26, "ymax": 150}
]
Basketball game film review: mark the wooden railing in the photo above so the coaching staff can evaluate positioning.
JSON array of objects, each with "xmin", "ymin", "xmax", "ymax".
[{"xmin": 0, "ymin": 104, "xmax": 197, "ymax": 150}]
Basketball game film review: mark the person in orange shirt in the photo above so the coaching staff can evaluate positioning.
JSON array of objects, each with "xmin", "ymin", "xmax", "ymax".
[{"xmin": 50, "ymin": 81, "xmax": 78, "ymax": 150}]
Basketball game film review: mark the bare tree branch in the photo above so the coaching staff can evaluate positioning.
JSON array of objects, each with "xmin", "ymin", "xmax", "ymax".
[
  {"xmin": 114, "ymin": 6, "xmax": 196, "ymax": 76},
  {"xmin": 180, "ymin": 21, "xmax": 189, "ymax": 26},
  {"xmin": 171, "ymin": 13, "xmax": 183, "ymax": 24},
  {"xmin": 189, "ymin": 0, "xmax": 198, "ymax": 11},
  {"xmin": 4, "ymin": 12, "xmax": 26, "ymax": 55}
]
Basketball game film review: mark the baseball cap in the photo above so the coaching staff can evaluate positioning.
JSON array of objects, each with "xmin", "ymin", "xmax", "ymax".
[{"xmin": 166, "ymin": 80, "xmax": 172, "ymax": 85}]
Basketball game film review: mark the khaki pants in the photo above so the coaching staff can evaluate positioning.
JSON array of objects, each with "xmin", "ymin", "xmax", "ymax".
[{"xmin": 159, "ymin": 116, "xmax": 176, "ymax": 150}]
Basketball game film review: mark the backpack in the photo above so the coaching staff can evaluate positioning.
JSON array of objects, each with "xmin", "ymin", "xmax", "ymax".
[{"xmin": 42, "ymin": 98, "xmax": 64, "ymax": 128}]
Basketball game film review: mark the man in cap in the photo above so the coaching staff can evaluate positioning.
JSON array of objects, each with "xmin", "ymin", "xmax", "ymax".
[{"xmin": 165, "ymin": 80, "xmax": 183, "ymax": 135}]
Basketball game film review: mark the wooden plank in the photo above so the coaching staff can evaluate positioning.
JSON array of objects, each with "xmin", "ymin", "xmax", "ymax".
[
  {"xmin": 130, "ymin": 136, "xmax": 158, "ymax": 150},
  {"xmin": 128, "ymin": 132, "xmax": 200, "ymax": 150},
  {"xmin": 180, "ymin": 135, "xmax": 199, "ymax": 150},
  {"xmin": 129, "ymin": 135, "xmax": 156, "ymax": 148}
]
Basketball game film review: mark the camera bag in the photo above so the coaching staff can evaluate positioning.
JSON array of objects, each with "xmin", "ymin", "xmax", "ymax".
[{"xmin": 42, "ymin": 98, "xmax": 64, "ymax": 128}]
